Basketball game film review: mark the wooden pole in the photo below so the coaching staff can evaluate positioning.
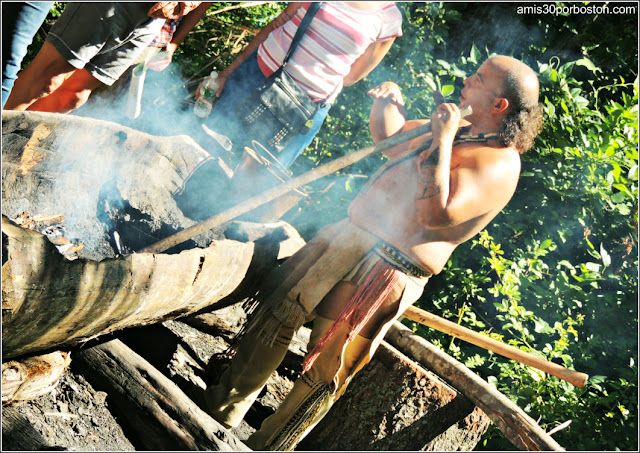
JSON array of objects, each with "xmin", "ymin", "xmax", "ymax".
[
  {"xmin": 73, "ymin": 339, "xmax": 250, "ymax": 451},
  {"xmin": 140, "ymin": 122, "xmax": 435, "ymax": 254},
  {"xmin": 402, "ymin": 305, "xmax": 588, "ymax": 388}
]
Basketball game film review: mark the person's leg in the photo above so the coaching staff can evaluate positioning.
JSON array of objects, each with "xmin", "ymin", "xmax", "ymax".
[
  {"xmin": 246, "ymin": 310, "xmax": 374, "ymax": 451},
  {"xmin": 3, "ymin": 41, "xmax": 76, "ymax": 111},
  {"xmin": 26, "ymin": 67, "xmax": 102, "ymax": 113},
  {"xmin": 8, "ymin": 3, "xmax": 163, "ymax": 113},
  {"xmin": 247, "ymin": 261, "xmax": 411, "ymax": 451},
  {"xmin": 273, "ymin": 103, "xmax": 331, "ymax": 169},
  {"xmin": 203, "ymin": 321, "xmax": 296, "ymax": 429},
  {"xmin": 2, "ymin": 1, "xmax": 54, "ymax": 108}
]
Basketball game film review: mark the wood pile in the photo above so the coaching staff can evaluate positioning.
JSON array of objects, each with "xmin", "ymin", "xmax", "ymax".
[{"xmin": 2, "ymin": 111, "xmax": 563, "ymax": 451}]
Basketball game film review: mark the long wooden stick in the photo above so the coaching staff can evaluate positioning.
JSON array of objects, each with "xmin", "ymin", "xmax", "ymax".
[
  {"xmin": 402, "ymin": 305, "xmax": 588, "ymax": 388},
  {"xmin": 141, "ymin": 122, "xmax": 434, "ymax": 254}
]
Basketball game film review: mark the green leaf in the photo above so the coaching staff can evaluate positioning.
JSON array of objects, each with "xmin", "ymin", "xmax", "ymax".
[
  {"xmin": 441, "ymin": 85, "xmax": 455, "ymax": 96},
  {"xmin": 575, "ymin": 57, "xmax": 602, "ymax": 74},
  {"xmin": 467, "ymin": 44, "xmax": 480, "ymax": 64},
  {"xmin": 533, "ymin": 318, "xmax": 555, "ymax": 334},
  {"xmin": 539, "ymin": 239, "xmax": 553, "ymax": 250},
  {"xmin": 600, "ymin": 244, "xmax": 611, "ymax": 268}
]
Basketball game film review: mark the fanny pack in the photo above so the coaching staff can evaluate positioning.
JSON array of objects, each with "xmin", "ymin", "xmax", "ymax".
[{"xmin": 249, "ymin": 2, "xmax": 323, "ymax": 136}]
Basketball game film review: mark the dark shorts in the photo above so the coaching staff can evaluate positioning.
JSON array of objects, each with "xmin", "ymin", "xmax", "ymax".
[{"xmin": 46, "ymin": 2, "xmax": 163, "ymax": 85}]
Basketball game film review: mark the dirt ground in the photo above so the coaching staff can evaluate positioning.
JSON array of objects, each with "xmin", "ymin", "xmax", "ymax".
[{"xmin": 2, "ymin": 370, "xmax": 135, "ymax": 451}]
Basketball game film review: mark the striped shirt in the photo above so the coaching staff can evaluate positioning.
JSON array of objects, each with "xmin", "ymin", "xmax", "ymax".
[{"xmin": 257, "ymin": 2, "xmax": 402, "ymax": 103}]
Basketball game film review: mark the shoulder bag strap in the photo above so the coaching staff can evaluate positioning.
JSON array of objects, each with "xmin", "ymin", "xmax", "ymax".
[{"xmin": 281, "ymin": 2, "xmax": 322, "ymax": 67}]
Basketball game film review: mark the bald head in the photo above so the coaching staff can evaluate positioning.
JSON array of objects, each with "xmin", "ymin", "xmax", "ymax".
[
  {"xmin": 488, "ymin": 55, "xmax": 540, "ymax": 112},
  {"xmin": 485, "ymin": 56, "xmax": 544, "ymax": 153}
]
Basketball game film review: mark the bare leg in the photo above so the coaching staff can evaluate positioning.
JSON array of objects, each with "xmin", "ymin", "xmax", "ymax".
[
  {"xmin": 4, "ymin": 41, "xmax": 75, "ymax": 111},
  {"xmin": 26, "ymin": 67, "xmax": 102, "ymax": 113}
]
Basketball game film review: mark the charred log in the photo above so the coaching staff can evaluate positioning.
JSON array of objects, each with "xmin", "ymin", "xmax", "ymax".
[
  {"xmin": 73, "ymin": 339, "xmax": 249, "ymax": 451},
  {"xmin": 299, "ymin": 340, "xmax": 490, "ymax": 451}
]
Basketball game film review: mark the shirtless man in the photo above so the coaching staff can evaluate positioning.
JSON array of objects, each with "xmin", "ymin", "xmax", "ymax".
[{"xmin": 203, "ymin": 55, "xmax": 544, "ymax": 451}]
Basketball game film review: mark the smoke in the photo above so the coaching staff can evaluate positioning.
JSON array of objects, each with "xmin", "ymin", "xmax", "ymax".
[
  {"xmin": 50, "ymin": 4, "xmax": 594, "ymax": 260},
  {"xmin": 3, "ymin": 60, "xmax": 230, "ymax": 259}
]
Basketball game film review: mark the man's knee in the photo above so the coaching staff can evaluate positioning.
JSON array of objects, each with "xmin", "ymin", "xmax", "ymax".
[
  {"xmin": 65, "ymin": 87, "xmax": 94, "ymax": 110},
  {"xmin": 32, "ymin": 68, "xmax": 101, "ymax": 112},
  {"xmin": 8, "ymin": 42, "xmax": 75, "ymax": 102},
  {"xmin": 39, "ymin": 71, "xmax": 73, "ymax": 97}
]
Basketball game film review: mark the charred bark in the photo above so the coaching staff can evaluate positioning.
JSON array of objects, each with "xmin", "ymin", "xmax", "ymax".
[
  {"xmin": 73, "ymin": 339, "xmax": 249, "ymax": 451},
  {"xmin": 299, "ymin": 341, "xmax": 490, "ymax": 451}
]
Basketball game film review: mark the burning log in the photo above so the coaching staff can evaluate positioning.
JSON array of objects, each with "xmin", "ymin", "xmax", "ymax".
[
  {"xmin": 2, "ymin": 215, "xmax": 255, "ymax": 360},
  {"xmin": 2, "ymin": 351, "xmax": 71, "ymax": 405},
  {"xmin": 73, "ymin": 339, "xmax": 249, "ymax": 451},
  {"xmin": 2, "ymin": 110, "xmax": 229, "ymax": 260}
]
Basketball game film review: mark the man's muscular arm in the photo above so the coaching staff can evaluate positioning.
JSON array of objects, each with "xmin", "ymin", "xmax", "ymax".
[
  {"xmin": 416, "ymin": 103, "xmax": 520, "ymax": 229},
  {"xmin": 368, "ymin": 81, "xmax": 431, "ymax": 158},
  {"xmin": 415, "ymin": 103, "xmax": 458, "ymax": 227}
]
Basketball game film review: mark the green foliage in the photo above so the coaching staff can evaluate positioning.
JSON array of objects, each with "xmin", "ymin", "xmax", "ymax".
[{"xmin": 171, "ymin": 2, "xmax": 286, "ymax": 83}]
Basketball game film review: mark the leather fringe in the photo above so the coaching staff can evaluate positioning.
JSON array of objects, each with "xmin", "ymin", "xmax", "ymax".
[
  {"xmin": 246, "ymin": 296, "xmax": 306, "ymax": 347},
  {"xmin": 302, "ymin": 259, "xmax": 401, "ymax": 374},
  {"xmin": 224, "ymin": 294, "xmax": 306, "ymax": 356}
]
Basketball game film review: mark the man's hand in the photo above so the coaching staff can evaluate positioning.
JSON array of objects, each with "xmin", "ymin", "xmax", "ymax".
[
  {"xmin": 430, "ymin": 103, "xmax": 460, "ymax": 145},
  {"xmin": 146, "ymin": 50, "xmax": 174, "ymax": 72},
  {"xmin": 148, "ymin": 2, "xmax": 201, "ymax": 19},
  {"xmin": 368, "ymin": 81, "xmax": 406, "ymax": 116}
]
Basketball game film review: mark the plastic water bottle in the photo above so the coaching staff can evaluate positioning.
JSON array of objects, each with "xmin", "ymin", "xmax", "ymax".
[{"xmin": 193, "ymin": 71, "xmax": 219, "ymax": 119}]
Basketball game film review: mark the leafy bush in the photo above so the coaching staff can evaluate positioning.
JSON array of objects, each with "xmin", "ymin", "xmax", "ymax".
[{"xmin": 285, "ymin": 3, "xmax": 638, "ymax": 450}]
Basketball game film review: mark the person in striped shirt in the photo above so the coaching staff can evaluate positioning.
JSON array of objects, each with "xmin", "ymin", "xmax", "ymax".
[{"xmin": 181, "ymin": 2, "xmax": 402, "ymax": 222}]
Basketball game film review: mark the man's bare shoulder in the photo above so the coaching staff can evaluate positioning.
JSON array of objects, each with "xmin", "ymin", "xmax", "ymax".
[
  {"xmin": 453, "ymin": 142, "xmax": 521, "ymax": 195},
  {"xmin": 455, "ymin": 142, "xmax": 520, "ymax": 172}
]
